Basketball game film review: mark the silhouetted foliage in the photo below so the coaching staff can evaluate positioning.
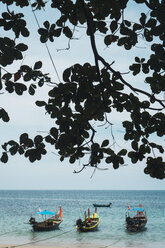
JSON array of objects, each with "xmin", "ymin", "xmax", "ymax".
[{"xmin": 0, "ymin": 0, "xmax": 165, "ymax": 179}]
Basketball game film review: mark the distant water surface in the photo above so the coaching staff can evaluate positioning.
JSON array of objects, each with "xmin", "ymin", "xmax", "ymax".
[{"xmin": 0, "ymin": 190, "xmax": 164, "ymax": 248}]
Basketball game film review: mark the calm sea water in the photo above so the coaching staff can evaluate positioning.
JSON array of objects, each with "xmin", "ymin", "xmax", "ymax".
[{"xmin": 0, "ymin": 190, "xmax": 164, "ymax": 248}]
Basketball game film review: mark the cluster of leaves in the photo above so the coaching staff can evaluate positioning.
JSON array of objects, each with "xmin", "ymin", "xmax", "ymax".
[
  {"xmin": 0, "ymin": 10, "xmax": 29, "ymax": 38},
  {"xmin": 0, "ymin": 0, "xmax": 165, "ymax": 180},
  {"xmin": 1, "ymin": 61, "xmax": 50, "ymax": 98},
  {"xmin": 1, "ymin": 133, "xmax": 46, "ymax": 163},
  {"xmin": 0, "ymin": 37, "xmax": 28, "ymax": 66}
]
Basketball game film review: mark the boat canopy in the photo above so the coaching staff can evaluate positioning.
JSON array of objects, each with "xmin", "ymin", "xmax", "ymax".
[
  {"xmin": 128, "ymin": 207, "xmax": 145, "ymax": 212},
  {"xmin": 36, "ymin": 210, "xmax": 55, "ymax": 215}
]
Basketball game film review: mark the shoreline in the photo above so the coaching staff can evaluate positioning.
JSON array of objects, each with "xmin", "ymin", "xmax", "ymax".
[{"xmin": 0, "ymin": 245, "xmax": 138, "ymax": 248}]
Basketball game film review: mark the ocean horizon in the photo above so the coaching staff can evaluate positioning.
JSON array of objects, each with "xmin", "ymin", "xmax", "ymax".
[{"xmin": 0, "ymin": 190, "xmax": 165, "ymax": 248}]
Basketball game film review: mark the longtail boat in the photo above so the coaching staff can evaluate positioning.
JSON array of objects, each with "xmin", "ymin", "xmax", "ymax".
[
  {"xmin": 76, "ymin": 208, "xmax": 101, "ymax": 232},
  {"xmin": 29, "ymin": 206, "xmax": 63, "ymax": 231},
  {"xmin": 125, "ymin": 204, "xmax": 147, "ymax": 232},
  {"xmin": 93, "ymin": 203, "xmax": 112, "ymax": 207}
]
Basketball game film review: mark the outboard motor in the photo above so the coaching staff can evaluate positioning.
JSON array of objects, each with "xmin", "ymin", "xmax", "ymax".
[
  {"xmin": 29, "ymin": 217, "xmax": 36, "ymax": 225},
  {"xmin": 76, "ymin": 218, "xmax": 83, "ymax": 227}
]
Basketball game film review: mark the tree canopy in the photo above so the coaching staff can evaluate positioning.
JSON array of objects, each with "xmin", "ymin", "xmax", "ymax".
[{"xmin": 0, "ymin": 0, "xmax": 165, "ymax": 179}]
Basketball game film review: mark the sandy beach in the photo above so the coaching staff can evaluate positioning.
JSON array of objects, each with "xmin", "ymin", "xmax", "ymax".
[{"xmin": 0, "ymin": 245, "xmax": 138, "ymax": 248}]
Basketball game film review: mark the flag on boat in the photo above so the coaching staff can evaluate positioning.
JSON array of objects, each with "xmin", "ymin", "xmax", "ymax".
[
  {"xmin": 59, "ymin": 206, "xmax": 63, "ymax": 218},
  {"xmin": 38, "ymin": 207, "xmax": 43, "ymax": 212}
]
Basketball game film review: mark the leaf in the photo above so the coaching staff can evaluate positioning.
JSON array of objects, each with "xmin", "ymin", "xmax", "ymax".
[
  {"xmin": 34, "ymin": 135, "xmax": 43, "ymax": 144},
  {"xmin": 45, "ymin": 135, "xmax": 55, "ymax": 145},
  {"xmin": 104, "ymin": 35, "xmax": 118, "ymax": 46},
  {"xmin": 135, "ymin": 57, "xmax": 140, "ymax": 63},
  {"xmin": 44, "ymin": 21, "xmax": 50, "ymax": 29},
  {"xmin": 101, "ymin": 139, "xmax": 109, "ymax": 147},
  {"xmin": 15, "ymin": 43, "xmax": 28, "ymax": 51},
  {"xmin": 38, "ymin": 28, "xmax": 48, "ymax": 35},
  {"xmin": 124, "ymin": 20, "xmax": 131, "ymax": 27},
  {"xmin": 21, "ymin": 28, "xmax": 30, "ymax": 37},
  {"xmin": 140, "ymin": 13, "xmax": 146, "ymax": 26},
  {"xmin": 105, "ymin": 156, "xmax": 112, "ymax": 163},
  {"xmin": 131, "ymin": 141, "xmax": 138, "ymax": 151},
  {"xmin": 0, "ymin": 108, "xmax": 10, "ymax": 122},
  {"xmin": 2, "ymin": 12, "xmax": 11, "ymax": 19},
  {"xmin": 133, "ymin": 23, "xmax": 142, "ymax": 31},
  {"xmin": 146, "ymin": 18, "xmax": 157, "ymax": 28},
  {"xmin": 1, "ymin": 152, "xmax": 8, "ymax": 163},
  {"xmin": 53, "ymin": 28, "xmax": 62, "ymax": 37},
  {"xmin": 50, "ymin": 127, "xmax": 58, "ymax": 139},
  {"xmin": 104, "ymin": 35, "xmax": 112, "ymax": 46},
  {"xmin": 118, "ymin": 149, "xmax": 127, "ymax": 156},
  {"xmin": 63, "ymin": 67, "xmax": 71, "ymax": 82},
  {"xmin": 14, "ymin": 72, "xmax": 21, "ymax": 82},
  {"xmin": 63, "ymin": 26, "xmax": 72, "ymax": 39},
  {"xmin": 34, "ymin": 61, "xmax": 42, "ymax": 70},
  {"xmin": 9, "ymin": 145, "xmax": 18, "ymax": 155},
  {"xmin": 69, "ymin": 156, "xmax": 76, "ymax": 164},
  {"xmin": 35, "ymin": 101, "xmax": 46, "ymax": 107},
  {"xmin": 129, "ymin": 63, "xmax": 141, "ymax": 75},
  {"xmin": 20, "ymin": 133, "xmax": 29, "ymax": 144},
  {"xmin": 110, "ymin": 20, "xmax": 118, "ymax": 33},
  {"xmin": 28, "ymin": 85, "xmax": 35, "ymax": 95},
  {"xmin": 117, "ymin": 37, "xmax": 128, "ymax": 46},
  {"xmin": 15, "ymin": 83, "xmax": 27, "ymax": 95}
]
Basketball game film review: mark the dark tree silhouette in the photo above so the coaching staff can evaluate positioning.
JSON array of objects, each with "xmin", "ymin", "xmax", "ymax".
[{"xmin": 0, "ymin": 0, "xmax": 165, "ymax": 179}]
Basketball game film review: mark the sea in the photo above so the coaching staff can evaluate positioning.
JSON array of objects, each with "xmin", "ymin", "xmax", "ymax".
[{"xmin": 0, "ymin": 190, "xmax": 164, "ymax": 248}]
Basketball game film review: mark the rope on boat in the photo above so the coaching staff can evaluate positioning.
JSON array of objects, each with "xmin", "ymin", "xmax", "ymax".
[{"xmin": 3, "ymin": 228, "xmax": 74, "ymax": 248}]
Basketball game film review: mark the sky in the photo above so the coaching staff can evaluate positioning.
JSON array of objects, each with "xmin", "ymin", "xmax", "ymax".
[{"xmin": 0, "ymin": 1, "xmax": 165, "ymax": 190}]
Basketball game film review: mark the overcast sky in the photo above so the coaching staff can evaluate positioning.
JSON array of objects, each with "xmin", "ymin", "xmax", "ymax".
[{"xmin": 0, "ymin": 1, "xmax": 165, "ymax": 190}]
